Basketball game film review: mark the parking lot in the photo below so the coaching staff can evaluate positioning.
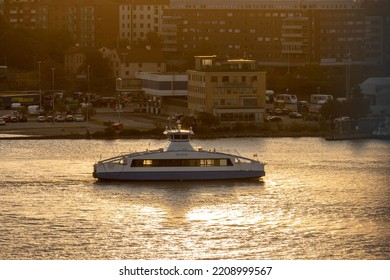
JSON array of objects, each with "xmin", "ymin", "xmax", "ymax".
[
  {"xmin": 1, "ymin": 107, "xmax": 318, "ymax": 138},
  {"xmin": 0, "ymin": 108, "xmax": 158, "ymax": 137}
]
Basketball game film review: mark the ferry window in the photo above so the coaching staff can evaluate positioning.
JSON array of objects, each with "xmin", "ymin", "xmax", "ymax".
[
  {"xmin": 222, "ymin": 159, "xmax": 232, "ymax": 166},
  {"xmin": 200, "ymin": 159, "xmax": 213, "ymax": 167},
  {"xmin": 131, "ymin": 159, "xmax": 143, "ymax": 167},
  {"xmin": 143, "ymin": 160, "xmax": 153, "ymax": 166}
]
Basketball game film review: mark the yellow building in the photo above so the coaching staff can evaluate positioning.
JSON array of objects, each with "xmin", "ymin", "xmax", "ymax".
[{"xmin": 187, "ymin": 56, "xmax": 266, "ymax": 123}]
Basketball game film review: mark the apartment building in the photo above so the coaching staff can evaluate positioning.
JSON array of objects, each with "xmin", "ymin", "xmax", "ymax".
[
  {"xmin": 3, "ymin": 0, "xmax": 39, "ymax": 28},
  {"xmin": 164, "ymin": 0, "xmax": 369, "ymax": 67},
  {"xmin": 119, "ymin": 0, "xmax": 169, "ymax": 45},
  {"xmin": 45, "ymin": 0, "xmax": 119, "ymax": 48},
  {"xmin": 3, "ymin": 0, "xmax": 119, "ymax": 47},
  {"xmin": 187, "ymin": 56, "xmax": 266, "ymax": 123}
]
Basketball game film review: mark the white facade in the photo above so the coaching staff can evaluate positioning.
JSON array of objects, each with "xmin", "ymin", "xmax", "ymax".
[
  {"xmin": 360, "ymin": 77, "xmax": 390, "ymax": 115},
  {"xmin": 137, "ymin": 72, "xmax": 187, "ymax": 97}
]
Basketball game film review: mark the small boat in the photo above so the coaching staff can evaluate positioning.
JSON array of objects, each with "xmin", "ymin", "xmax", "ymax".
[{"xmin": 93, "ymin": 125, "xmax": 265, "ymax": 181}]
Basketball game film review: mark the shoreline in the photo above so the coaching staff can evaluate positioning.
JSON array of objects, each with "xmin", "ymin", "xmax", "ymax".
[
  {"xmin": 0, "ymin": 129, "xmax": 328, "ymax": 140},
  {"xmin": 0, "ymin": 110, "xmax": 376, "ymax": 140}
]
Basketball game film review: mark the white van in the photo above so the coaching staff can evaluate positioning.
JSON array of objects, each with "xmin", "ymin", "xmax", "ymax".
[
  {"xmin": 309, "ymin": 94, "xmax": 333, "ymax": 113},
  {"xmin": 274, "ymin": 94, "xmax": 298, "ymax": 111},
  {"xmin": 310, "ymin": 94, "xmax": 333, "ymax": 104},
  {"xmin": 275, "ymin": 94, "xmax": 298, "ymax": 104}
]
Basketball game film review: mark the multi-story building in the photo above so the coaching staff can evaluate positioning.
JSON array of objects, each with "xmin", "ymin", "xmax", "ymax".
[
  {"xmin": 3, "ymin": 0, "xmax": 40, "ymax": 28},
  {"xmin": 3, "ymin": 0, "xmax": 119, "ymax": 47},
  {"xmin": 362, "ymin": 0, "xmax": 390, "ymax": 71},
  {"xmin": 119, "ymin": 0, "xmax": 169, "ymax": 45},
  {"xmin": 3, "ymin": 0, "xmax": 388, "ymax": 75},
  {"xmin": 44, "ymin": 0, "xmax": 119, "ymax": 48},
  {"xmin": 137, "ymin": 71, "xmax": 188, "ymax": 115},
  {"xmin": 164, "ymin": 0, "xmax": 369, "ymax": 67},
  {"xmin": 187, "ymin": 56, "xmax": 266, "ymax": 123}
]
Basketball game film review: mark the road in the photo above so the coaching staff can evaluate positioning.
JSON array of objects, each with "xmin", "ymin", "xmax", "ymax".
[{"xmin": 0, "ymin": 108, "xmax": 160, "ymax": 137}]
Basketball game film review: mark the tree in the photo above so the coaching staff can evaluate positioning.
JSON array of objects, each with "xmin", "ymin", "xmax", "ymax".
[
  {"xmin": 320, "ymin": 99, "xmax": 343, "ymax": 119},
  {"xmin": 320, "ymin": 86, "xmax": 370, "ymax": 120},
  {"xmin": 346, "ymin": 86, "xmax": 370, "ymax": 119},
  {"xmin": 81, "ymin": 50, "xmax": 114, "ymax": 92},
  {"xmin": 197, "ymin": 112, "xmax": 220, "ymax": 127},
  {"xmin": 133, "ymin": 32, "xmax": 162, "ymax": 49}
]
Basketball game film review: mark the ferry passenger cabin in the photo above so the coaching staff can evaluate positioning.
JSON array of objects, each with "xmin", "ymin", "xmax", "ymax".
[{"xmin": 131, "ymin": 158, "xmax": 234, "ymax": 167}]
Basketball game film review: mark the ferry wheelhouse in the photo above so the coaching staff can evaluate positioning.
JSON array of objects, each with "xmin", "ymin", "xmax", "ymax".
[{"xmin": 93, "ymin": 126, "xmax": 265, "ymax": 181}]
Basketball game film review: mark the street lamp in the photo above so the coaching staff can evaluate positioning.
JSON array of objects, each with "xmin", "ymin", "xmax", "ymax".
[
  {"xmin": 346, "ymin": 52, "xmax": 351, "ymax": 100},
  {"xmin": 116, "ymin": 77, "xmax": 122, "ymax": 123},
  {"xmin": 38, "ymin": 61, "xmax": 42, "ymax": 110},
  {"xmin": 86, "ymin": 93, "xmax": 90, "ymax": 123},
  {"xmin": 51, "ymin": 67, "xmax": 55, "ymax": 91},
  {"xmin": 87, "ymin": 64, "xmax": 90, "ymax": 92}
]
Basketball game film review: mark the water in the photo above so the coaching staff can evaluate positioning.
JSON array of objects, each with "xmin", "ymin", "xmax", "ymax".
[{"xmin": 0, "ymin": 137, "xmax": 389, "ymax": 260}]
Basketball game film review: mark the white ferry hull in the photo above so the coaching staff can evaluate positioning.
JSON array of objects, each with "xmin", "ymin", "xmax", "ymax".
[{"xmin": 93, "ymin": 169, "xmax": 265, "ymax": 181}]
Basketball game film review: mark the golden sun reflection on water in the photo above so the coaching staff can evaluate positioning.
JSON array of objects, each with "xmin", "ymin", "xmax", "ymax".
[
  {"xmin": 186, "ymin": 204, "xmax": 264, "ymax": 226},
  {"xmin": 1, "ymin": 138, "xmax": 389, "ymax": 259}
]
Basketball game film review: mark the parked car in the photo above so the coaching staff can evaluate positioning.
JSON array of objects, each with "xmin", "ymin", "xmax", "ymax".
[
  {"xmin": 55, "ymin": 115, "xmax": 65, "ymax": 122},
  {"xmin": 266, "ymin": 115, "xmax": 283, "ymax": 122},
  {"xmin": 18, "ymin": 115, "xmax": 28, "ymax": 122},
  {"xmin": 333, "ymin": 116, "xmax": 351, "ymax": 123},
  {"xmin": 289, "ymin": 112, "xmax": 303, "ymax": 119},
  {"xmin": 274, "ymin": 108, "xmax": 283, "ymax": 115},
  {"xmin": 46, "ymin": 115, "xmax": 54, "ymax": 122},
  {"xmin": 66, "ymin": 115, "xmax": 74, "ymax": 122},
  {"xmin": 37, "ymin": 115, "xmax": 46, "ymax": 122},
  {"xmin": 2, "ymin": 115, "xmax": 12, "ymax": 122},
  {"xmin": 74, "ymin": 115, "xmax": 85, "ymax": 122},
  {"xmin": 0, "ymin": 118, "xmax": 6, "ymax": 125}
]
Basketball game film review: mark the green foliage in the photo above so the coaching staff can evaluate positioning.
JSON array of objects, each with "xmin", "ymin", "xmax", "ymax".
[
  {"xmin": 80, "ymin": 51, "xmax": 114, "ymax": 92},
  {"xmin": 196, "ymin": 112, "xmax": 220, "ymax": 127},
  {"xmin": 81, "ymin": 106, "xmax": 96, "ymax": 118},
  {"xmin": 0, "ymin": 24, "xmax": 73, "ymax": 70},
  {"xmin": 320, "ymin": 99, "xmax": 343, "ymax": 119},
  {"xmin": 133, "ymin": 32, "xmax": 162, "ymax": 49},
  {"xmin": 320, "ymin": 89, "xmax": 370, "ymax": 120}
]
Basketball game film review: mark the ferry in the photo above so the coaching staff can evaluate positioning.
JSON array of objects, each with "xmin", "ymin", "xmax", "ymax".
[{"xmin": 93, "ymin": 126, "xmax": 265, "ymax": 181}]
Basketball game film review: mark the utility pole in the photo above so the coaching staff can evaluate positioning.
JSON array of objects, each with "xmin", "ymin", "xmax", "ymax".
[
  {"xmin": 51, "ymin": 67, "xmax": 55, "ymax": 91},
  {"xmin": 38, "ymin": 61, "xmax": 42, "ymax": 110}
]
